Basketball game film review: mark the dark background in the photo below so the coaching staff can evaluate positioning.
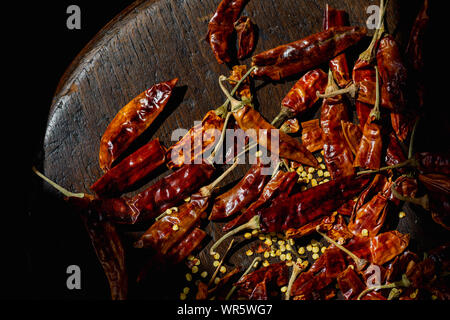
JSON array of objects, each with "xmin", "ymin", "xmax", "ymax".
[{"xmin": 7, "ymin": 0, "xmax": 447, "ymax": 301}]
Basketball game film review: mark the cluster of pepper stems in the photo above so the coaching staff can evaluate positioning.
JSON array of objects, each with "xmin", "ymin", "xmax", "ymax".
[{"xmin": 33, "ymin": 0, "xmax": 449, "ymax": 300}]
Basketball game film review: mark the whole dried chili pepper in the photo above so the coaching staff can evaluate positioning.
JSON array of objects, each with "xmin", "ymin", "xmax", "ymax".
[
  {"xmin": 323, "ymin": 4, "xmax": 351, "ymax": 88},
  {"xmin": 233, "ymin": 262, "xmax": 289, "ymax": 300},
  {"xmin": 271, "ymin": 69, "xmax": 328, "ymax": 128},
  {"xmin": 219, "ymin": 77, "xmax": 318, "ymax": 167},
  {"xmin": 353, "ymin": 67, "xmax": 383, "ymax": 170},
  {"xmin": 206, "ymin": 0, "xmax": 248, "ymax": 64},
  {"xmin": 235, "ymin": 16, "xmax": 256, "ymax": 60},
  {"xmin": 166, "ymin": 66, "xmax": 254, "ymax": 169},
  {"xmin": 209, "ymin": 157, "xmax": 272, "ymax": 220},
  {"xmin": 99, "ymin": 78, "xmax": 178, "ymax": 172},
  {"xmin": 301, "ymin": 119, "xmax": 324, "ymax": 153},
  {"xmin": 91, "ymin": 139, "xmax": 166, "ymax": 197},
  {"xmin": 320, "ymin": 71, "xmax": 354, "ymax": 179},
  {"xmin": 222, "ymin": 170, "xmax": 298, "ymax": 232},
  {"xmin": 251, "ymin": 26, "xmax": 367, "ymax": 81},
  {"xmin": 347, "ymin": 178, "xmax": 393, "ymax": 237},
  {"xmin": 341, "ymin": 120, "xmax": 362, "ymax": 156},
  {"xmin": 210, "ymin": 174, "xmax": 371, "ymax": 255}
]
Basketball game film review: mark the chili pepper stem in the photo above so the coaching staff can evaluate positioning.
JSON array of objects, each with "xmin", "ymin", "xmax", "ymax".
[
  {"xmin": 285, "ymin": 262, "xmax": 303, "ymax": 300},
  {"xmin": 369, "ymin": 67, "xmax": 381, "ymax": 120},
  {"xmin": 359, "ymin": 0, "xmax": 388, "ymax": 63},
  {"xmin": 390, "ymin": 184, "xmax": 430, "ymax": 210},
  {"xmin": 207, "ymin": 112, "xmax": 233, "ymax": 164},
  {"xmin": 271, "ymin": 109, "xmax": 290, "ymax": 128},
  {"xmin": 225, "ymin": 257, "xmax": 262, "ymax": 300},
  {"xmin": 357, "ymin": 158, "xmax": 416, "ymax": 175},
  {"xmin": 200, "ymin": 160, "xmax": 239, "ymax": 197},
  {"xmin": 357, "ymin": 274, "xmax": 410, "ymax": 300},
  {"xmin": 316, "ymin": 225, "xmax": 368, "ymax": 271},
  {"xmin": 408, "ymin": 118, "xmax": 420, "ymax": 160},
  {"xmin": 316, "ymin": 82, "xmax": 358, "ymax": 99},
  {"xmin": 209, "ymin": 215, "xmax": 261, "ymax": 256},
  {"xmin": 208, "ymin": 239, "xmax": 235, "ymax": 287},
  {"xmin": 215, "ymin": 66, "xmax": 257, "ymax": 117},
  {"xmin": 32, "ymin": 166, "xmax": 85, "ymax": 199}
]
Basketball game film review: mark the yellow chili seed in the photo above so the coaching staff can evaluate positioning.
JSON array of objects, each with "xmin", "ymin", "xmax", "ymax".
[
  {"xmin": 265, "ymin": 239, "xmax": 273, "ymax": 246},
  {"xmin": 180, "ymin": 293, "xmax": 187, "ymax": 300},
  {"xmin": 286, "ymin": 253, "xmax": 292, "ymax": 261},
  {"xmin": 296, "ymin": 258, "xmax": 302, "ymax": 264},
  {"xmin": 184, "ymin": 197, "xmax": 191, "ymax": 202},
  {"xmin": 324, "ymin": 171, "xmax": 330, "ymax": 177},
  {"xmin": 201, "ymin": 271, "xmax": 208, "ymax": 278},
  {"xmin": 280, "ymin": 245, "xmax": 286, "ymax": 252},
  {"xmin": 259, "ymin": 234, "xmax": 266, "ymax": 241},
  {"xmin": 289, "ymin": 239, "xmax": 295, "ymax": 246},
  {"xmin": 281, "ymin": 286, "xmax": 288, "ymax": 293},
  {"xmin": 191, "ymin": 266, "xmax": 199, "ymax": 274},
  {"xmin": 194, "ymin": 259, "xmax": 201, "ymax": 266},
  {"xmin": 300, "ymin": 186, "xmax": 307, "ymax": 191},
  {"xmin": 317, "ymin": 170, "xmax": 324, "ymax": 177},
  {"xmin": 312, "ymin": 246, "xmax": 319, "ymax": 253},
  {"xmin": 319, "ymin": 163, "xmax": 326, "ymax": 170},
  {"xmin": 308, "ymin": 167, "xmax": 315, "ymax": 173},
  {"xmin": 263, "ymin": 260, "xmax": 270, "ymax": 267},
  {"xmin": 213, "ymin": 261, "xmax": 220, "ymax": 268},
  {"xmin": 301, "ymin": 171, "xmax": 307, "ymax": 178},
  {"xmin": 280, "ymin": 254, "xmax": 286, "ymax": 261},
  {"xmin": 186, "ymin": 273, "xmax": 192, "ymax": 281},
  {"xmin": 311, "ymin": 179, "xmax": 318, "ymax": 187},
  {"xmin": 302, "ymin": 261, "xmax": 309, "ymax": 268},
  {"xmin": 278, "ymin": 240, "xmax": 285, "ymax": 246},
  {"xmin": 214, "ymin": 277, "xmax": 220, "ymax": 285},
  {"xmin": 172, "ymin": 224, "xmax": 179, "ymax": 231},
  {"xmin": 187, "ymin": 255, "xmax": 195, "ymax": 261},
  {"xmin": 244, "ymin": 232, "xmax": 252, "ymax": 239},
  {"xmin": 264, "ymin": 251, "xmax": 270, "ymax": 259},
  {"xmin": 317, "ymin": 157, "xmax": 323, "ymax": 163},
  {"xmin": 220, "ymin": 266, "xmax": 226, "ymax": 273},
  {"xmin": 183, "ymin": 287, "xmax": 190, "ymax": 294},
  {"xmin": 321, "ymin": 247, "xmax": 327, "ymax": 253},
  {"xmin": 306, "ymin": 245, "xmax": 313, "ymax": 252},
  {"xmin": 213, "ymin": 253, "xmax": 220, "ymax": 260},
  {"xmin": 286, "ymin": 261, "xmax": 293, "ymax": 267},
  {"xmin": 307, "ymin": 173, "xmax": 313, "ymax": 180},
  {"xmin": 252, "ymin": 229, "xmax": 259, "ymax": 236},
  {"xmin": 399, "ymin": 211, "xmax": 406, "ymax": 219},
  {"xmin": 361, "ymin": 229, "xmax": 369, "ymax": 237},
  {"xmin": 298, "ymin": 247, "xmax": 305, "ymax": 255},
  {"xmin": 312, "ymin": 253, "xmax": 319, "ymax": 260},
  {"xmin": 276, "ymin": 249, "xmax": 282, "ymax": 256},
  {"xmin": 246, "ymin": 250, "xmax": 254, "ymax": 256},
  {"xmin": 324, "ymin": 178, "xmax": 330, "ymax": 182},
  {"xmin": 286, "ymin": 244, "xmax": 292, "ymax": 251}
]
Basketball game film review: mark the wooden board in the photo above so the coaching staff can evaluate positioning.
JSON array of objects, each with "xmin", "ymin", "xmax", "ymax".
[{"xmin": 40, "ymin": 0, "xmax": 438, "ymax": 299}]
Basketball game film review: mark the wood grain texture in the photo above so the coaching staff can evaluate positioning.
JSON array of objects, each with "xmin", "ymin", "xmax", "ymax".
[{"xmin": 41, "ymin": 0, "xmax": 435, "ymax": 299}]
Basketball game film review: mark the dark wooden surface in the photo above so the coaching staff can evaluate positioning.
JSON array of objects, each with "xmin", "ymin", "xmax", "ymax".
[{"xmin": 35, "ymin": 0, "xmax": 445, "ymax": 300}]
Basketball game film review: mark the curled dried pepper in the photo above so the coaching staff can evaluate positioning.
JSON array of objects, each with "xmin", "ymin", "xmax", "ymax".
[
  {"xmin": 272, "ymin": 69, "xmax": 328, "ymax": 127},
  {"xmin": 91, "ymin": 139, "xmax": 166, "ymax": 197},
  {"xmin": 220, "ymin": 80, "xmax": 318, "ymax": 167},
  {"xmin": 207, "ymin": 0, "xmax": 248, "ymax": 64},
  {"xmin": 99, "ymin": 78, "xmax": 178, "ymax": 172},
  {"xmin": 320, "ymin": 71, "xmax": 354, "ymax": 179},
  {"xmin": 323, "ymin": 4, "xmax": 351, "ymax": 88},
  {"xmin": 301, "ymin": 119, "xmax": 324, "ymax": 153},
  {"xmin": 353, "ymin": 67, "xmax": 383, "ymax": 170},
  {"xmin": 209, "ymin": 158, "xmax": 272, "ymax": 220},
  {"xmin": 235, "ymin": 16, "xmax": 256, "ymax": 60},
  {"xmin": 251, "ymin": 26, "xmax": 367, "ymax": 81}
]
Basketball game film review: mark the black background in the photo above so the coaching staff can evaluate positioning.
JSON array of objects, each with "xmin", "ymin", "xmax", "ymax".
[{"xmin": 6, "ymin": 0, "xmax": 448, "ymax": 303}]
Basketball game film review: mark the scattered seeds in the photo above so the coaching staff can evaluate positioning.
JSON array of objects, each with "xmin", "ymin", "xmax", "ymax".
[
  {"xmin": 183, "ymin": 287, "xmax": 190, "ymax": 294},
  {"xmin": 361, "ymin": 229, "xmax": 369, "ymax": 237},
  {"xmin": 399, "ymin": 211, "xmax": 406, "ymax": 219},
  {"xmin": 244, "ymin": 232, "xmax": 252, "ymax": 239},
  {"xmin": 186, "ymin": 273, "xmax": 192, "ymax": 282},
  {"xmin": 220, "ymin": 266, "xmax": 227, "ymax": 274},
  {"xmin": 312, "ymin": 253, "xmax": 319, "ymax": 260},
  {"xmin": 264, "ymin": 251, "xmax": 270, "ymax": 259},
  {"xmin": 180, "ymin": 293, "xmax": 187, "ymax": 300},
  {"xmin": 263, "ymin": 260, "xmax": 270, "ymax": 267},
  {"xmin": 191, "ymin": 266, "xmax": 199, "ymax": 274},
  {"xmin": 281, "ymin": 286, "xmax": 288, "ymax": 293},
  {"xmin": 172, "ymin": 224, "xmax": 179, "ymax": 231},
  {"xmin": 201, "ymin": 271, "xmax": 208, "ymax": 278},
  {"xmin": 298, "ymin": 247, "xmax": 305, "ymax": 255},
  {"xmin": 246, "ymin": 249, "xmax": 254, "ymax": 256}
]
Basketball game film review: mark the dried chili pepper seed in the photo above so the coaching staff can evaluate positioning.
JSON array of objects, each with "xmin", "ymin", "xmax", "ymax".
[
  {"xmin": 201, "ymin": 271, "xmax": 208, "ymax": 278},
  {"xmin": 214, "ymin": 277, "xmax": 220, "ymax": 285},
  {"xmin": 220, "ymin": 266, "xmax": 227, "ymax": 273},
  {"xmin": 191, "ymin": 266, "xmax": 199, "ymax": 274},
  {"xmin": 186, "ymin": 273, "xmax": 192, "ymax": 281},
  {"xmin": 298, "ymin": 247, "xmax": 306, "ymax": 254},
  {"xmin": 213, "ymin": 253, "xmax": 220, "ymax": 260},
  {"xmin": 244, "ymin": 232, "xmax": 252, "ymax": 239},
  {"xmin": 281, "ymin": 286, "xmax": 288, "ymax": 293},
  {"xmin": 264, "ymin": 251, "xmax": 270, "ymax": 258},
  {"xmin": 246, "ymin": 249, "xmax": 254, "ymax": 256},
  {"xmin": 213, "ymin": 261, "xmax": 220, "ymax": 267},
  {"xmin": 263, "ymin": 260, "xmax": 270, "ymax": 267},
  {"xmin": 183, "ymin": 287, "xmax": 190, "ymax": 294},
  {"xmin": 361, "ymin": 229, "xmax": 369, "ymax": 237},
  {"xmin": 172, "ymin": 224, "xmax": 179, "ymax": 231},
  {"xmin": 399, "ymin": 211, "xmax": 406, "ymax": 218},
  {"xmin": 180, "ymin": 293, "xmax": 187, "ymax": 300},
  {"xmin": 312, "ymin": 253, "xmax": 319, "ymax": 260}
]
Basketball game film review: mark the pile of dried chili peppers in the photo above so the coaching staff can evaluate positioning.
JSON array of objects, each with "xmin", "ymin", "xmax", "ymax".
[{"xmin": 33, "ymin": 0, "xmax": 448, "ymax": 301}]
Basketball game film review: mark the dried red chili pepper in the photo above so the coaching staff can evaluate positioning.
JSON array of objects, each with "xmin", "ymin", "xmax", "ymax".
[
  {"xmin": 337, "ymin": 266, "xmax": 366, "ymax": 300},
  {"xmin": 341, "ymin": 120, "xmax": 362, "ymax": 156},
  {"xmin": 272, "ymin": 69, "xmax": 328, "ymax": 127},
  {"xmin": 166, "ymin": 228, "xmax": 206, "ymax": 264},
  {"xmin": 91, "ymin": 139, "xmax": 166, "ymax": 197},
  {"xmin": 235, "ymin": 16, "xmax": 256, "ymax": 60},
  {"xmin": 234, "ymin": 262, "xmax": 289, "ymax": 300},
  {"xmin": 320, "ymin": 71, "xmax": 354, "ymax": 179},
  {"xmin": 221, "ymin": 83, "xmax": 318, "ymax": 167},
  {"xmin": 353, "ymin": 67, "xmax": 383, "ymax": 170},
  {"xmin": 385, "ymin": 132, "xmax": 407, "ymax": 167},
  {"xmin": 251, "ymin": 26, "xmax": 367, "ymax": 81},
  {"xmin": 207, "ymin": 0, "xmax": 248, "ymax": 64},
  {"xmin": 133, "ymin": 163, "xmax": 215, "ymax": 222},
  {"xmin": 323, "ymin": 4, "xmax": 351, "ymax": 88},
  {"xmin": 209, "ymin": 158, "xmax": 272, "ymax": 220},
  {"xmin": 280, "ymin": 118, "xmax": 300, "ymax": 134},
  {"xmin": 301, "ymin": 119, "xmax": 324, "ymax": 153},
  {"xmin": 99, "ymin": 78, "xmax": 178, "ymax": 172},
  {"xmin": 222, "ymin": 170, "xmax": 298, "ymax": 232},
  {"xmin": 415, "ymin": 152, "xmax": 450, "ymax": 176}
]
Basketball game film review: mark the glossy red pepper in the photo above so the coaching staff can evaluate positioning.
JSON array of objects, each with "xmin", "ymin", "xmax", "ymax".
[
  {"xmin": 251, "ymin": 26, "xmax": 367, "ymax": 81},
  {"xmin": 99, "ymin": 78, "xmax": 178, "ymax": 172},
  {"xmin": 320, "ymin": 72, "xmax": 354, "ymax": 179},
  {"xmin": 385, "ymin": 132, "xmax": 407, "ymax": 167},
  {"xmin": 272, "ymin": 69, "xmax": 328, "ymax": 127},
  {"xmin": 323, "ymin": 4, "xmax": 351, "ymax": 88},
  {"xmin": 301, "ymin": 119, "xmax": 324, "ymax": 153},
  {"xmin": 207, "ymin": 0, "xmax": 249, "ymax": 64},
  {"xmin": 415, "ymin": 152, "xmax": 450, "ymax": 175},
  {"xmin": 166, "ymin": 227, "xmax": 206, "ymax": 264},
  {"xmin": 337, "ymin": 266, "xmax": 366, "ymax": 300},
  {"xmin": 209, "ymin": 159, "xmax": 271, "ymax": 220},
  {"xmin": 91, "ymin": 139, "xmax": 166, "ymax": 197},
  {"xmin": 235, "ymin": 16, "xmax": 256, "ymax": 60},
  {"xmin": 341, "ymin": 120, "xmax": 362, "ymax": 156}
]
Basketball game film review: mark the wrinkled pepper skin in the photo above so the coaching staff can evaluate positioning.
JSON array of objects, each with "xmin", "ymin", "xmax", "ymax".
[
  {"xmin": 207, "ymin": 0, "xmax": 248, "ymax": 64},
  {"xmin": 235, "ymin": 16, "xmax": 256, "ymax": 59},
  {"xmin": 233, "ymin": 104, "xmax": 318, "ymax": 167},
  {"xmin": 251, "ymin": 26, "xmax": 367, "ymax": 81},
  {"xmin": 259, "ymin": 175, "xmax": 371, "ymax": 233},
  {"xmin": 166, "ymin": 111, "xmax": 225, "ymax": 169},
  {"xmin": 91, "ymin": 139, "xmax": 166, "ymax": 197},
  {"xmin": 280, "ymin": 69, "xmax": 328, "ymax": 118},
  {"xmin": 99, "ymin": 78, "xmax": 178, "ymax": 172},
  {"xmin": 166, "ymin": 228, "xmax": 206, "ymax": 264},
  {"xmin": 323, "ymin": 4, "xmax": 351, "ymax": 88},
  {"xmin": 301, "ymin": 119, "xmax": 324, "ymax": 153},
  {"xmin": 134, "ymin": 163, "xmax": 215, "ymax": 222},
  {"xmin": 209, "ymin": 159, "xmax": 271, "ymax": 220},
  {"xmin": 353, "ymin": 119, "xmax": 382, "ymax": 170},
  {"xmin": 416, "ymin": 152, "xmax": 450, "ymax": 176}
]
